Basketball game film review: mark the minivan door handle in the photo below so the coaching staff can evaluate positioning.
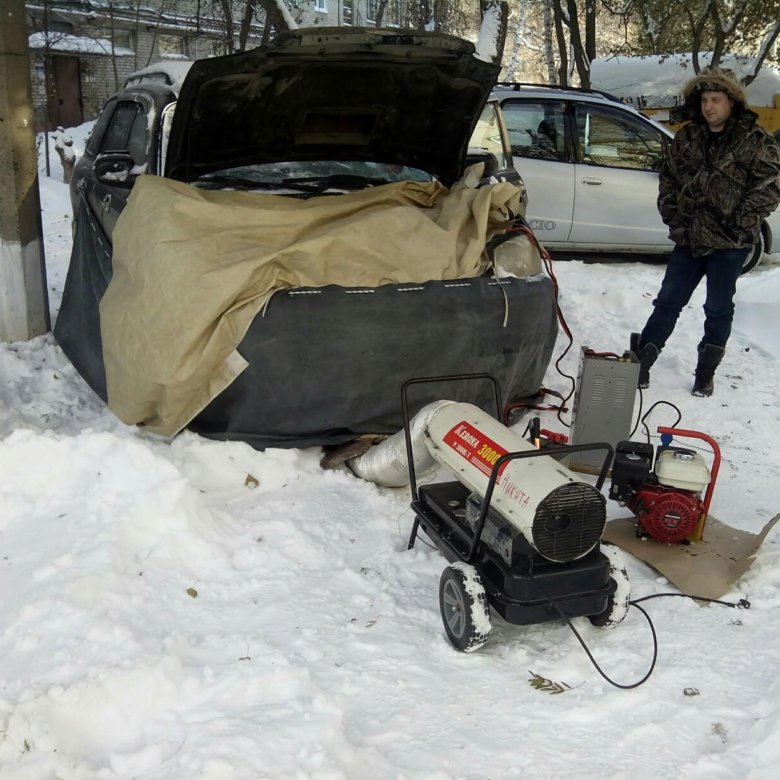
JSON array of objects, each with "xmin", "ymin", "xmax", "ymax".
[{"xmin": 581, "ymin": 177, "xmax": 603, "ymax": 185}]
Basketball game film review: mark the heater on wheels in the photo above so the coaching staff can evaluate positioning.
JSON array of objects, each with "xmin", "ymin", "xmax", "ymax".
[{"xmin": 402, "ymin": 375, "xmax": 630, "ymax": 652}]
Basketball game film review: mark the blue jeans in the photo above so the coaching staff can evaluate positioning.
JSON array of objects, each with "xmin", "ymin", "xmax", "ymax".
[{"xmin": 641, "ymin": 245, "xmax": 749, "ymax": 350}]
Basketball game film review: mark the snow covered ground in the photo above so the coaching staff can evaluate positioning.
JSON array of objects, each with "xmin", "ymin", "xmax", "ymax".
[{"xmin": 2, "ymin": 128, "xmax": 780, "ymax": 779}]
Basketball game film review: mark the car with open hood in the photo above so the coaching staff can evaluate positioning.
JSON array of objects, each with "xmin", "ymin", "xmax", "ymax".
[{"xmin": 56, "ymin": 28, "xmax": 558, "ymax": 449}]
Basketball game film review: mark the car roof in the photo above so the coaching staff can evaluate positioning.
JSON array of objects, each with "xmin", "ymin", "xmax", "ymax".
[
  {"xmin": 491, "ymin": 81, "xmax": 675, "ymax": 134},
  {"xmin": 492, "ymin": 81, "xmax": 627, "ymax": 105}
]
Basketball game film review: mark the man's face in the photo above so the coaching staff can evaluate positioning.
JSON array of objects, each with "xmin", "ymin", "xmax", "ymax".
[{"xmin": 700, "ymin": 90, "xmax": 734, "ymax": 131}]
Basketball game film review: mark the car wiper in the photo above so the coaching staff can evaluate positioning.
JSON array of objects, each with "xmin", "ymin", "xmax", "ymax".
[
  {"xmin": 192, "ymin": 175, "xmax": 279, "ymax": 190},
  {"xmin": 279, "ymin": 174, "xmax": 390, "ymax": 192}
]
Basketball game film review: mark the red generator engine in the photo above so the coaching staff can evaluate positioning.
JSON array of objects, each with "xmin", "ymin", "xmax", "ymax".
[{"xmin": 609, "ymin": 427, "xmax": 721, "ymax": 543}]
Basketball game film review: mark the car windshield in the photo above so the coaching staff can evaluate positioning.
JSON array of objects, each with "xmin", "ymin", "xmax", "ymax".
[{"xmin": 194, "ymin": 160, "xmax": 435, "ymax": 190}]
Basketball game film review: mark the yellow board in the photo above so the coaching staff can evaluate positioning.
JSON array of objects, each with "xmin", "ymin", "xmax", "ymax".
[{"xmin": 643, "ymin": 103, "xmax": 780, "ymax": 135}]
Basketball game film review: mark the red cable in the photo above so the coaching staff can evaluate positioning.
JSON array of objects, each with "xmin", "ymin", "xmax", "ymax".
[{"xmin": 502, "ymin": 224, "xmax": 576, "ymax": 425}]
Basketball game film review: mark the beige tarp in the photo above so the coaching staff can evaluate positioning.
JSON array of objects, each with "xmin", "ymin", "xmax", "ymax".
[{"xmin": 101, "ymin": 173, "xmax": 524, "ymax": 436}]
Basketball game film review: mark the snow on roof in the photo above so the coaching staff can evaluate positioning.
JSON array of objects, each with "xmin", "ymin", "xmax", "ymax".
[
  {"xmin": 28, "ymin": 32, "xmax": 134, "ymax": 57},
  {"xmin": 125, "ymin": 60, "xmax": 194, "ymax": 93},
  {"xmin": 591, "ymin": 53, "xmax": 780, "ymax": 108}
]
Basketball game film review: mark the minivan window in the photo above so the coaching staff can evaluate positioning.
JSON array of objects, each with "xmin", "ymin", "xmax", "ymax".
[
  {"xmin": 501, "ymin": 100, "xmax": 567, "ymax": 162},
  {"xmin": 576, "ymin": 105, "xmax": 664, "ymax": 171}
]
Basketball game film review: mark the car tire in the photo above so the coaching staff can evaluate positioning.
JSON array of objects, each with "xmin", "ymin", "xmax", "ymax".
[
  {"xmin": 439, "ymin": 563, "xmax": 491, "ymax": 652},
  {"xmin": 741, "ymin": 222, "xmax": 767, "ymax": 275}
]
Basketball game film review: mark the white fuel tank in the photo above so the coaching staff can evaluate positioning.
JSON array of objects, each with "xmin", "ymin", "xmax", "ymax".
[
  {"xmin": 655, "ymin": 448, "xmax": 710, "ymax": 493},
  {"xmin": 423, "ymin": 403, "xmax": 607, "ymax": 562}
]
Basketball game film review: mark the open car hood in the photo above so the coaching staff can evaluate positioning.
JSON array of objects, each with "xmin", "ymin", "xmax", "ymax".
[{"xmin": 165, "ymin": 28, "xmax": 499, "ymax": 187}]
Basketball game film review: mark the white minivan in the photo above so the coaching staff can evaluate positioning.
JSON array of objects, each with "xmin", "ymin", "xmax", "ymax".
[{"xmin": 492, "ymin": 83, "xmax": 778, "ymax": 273}]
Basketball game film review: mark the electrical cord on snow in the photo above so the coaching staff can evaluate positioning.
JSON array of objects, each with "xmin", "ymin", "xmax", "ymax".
[
  {"xmin": 526, "ymin": 564, "xmax": 657, "ymax": 689},
  {"xmin": 528, "ymin": 565, "xmax": 750, "ymax": 690},
  {"xmin": 632, "ymin": 592, "xmax": 750, "ymax": 610}
]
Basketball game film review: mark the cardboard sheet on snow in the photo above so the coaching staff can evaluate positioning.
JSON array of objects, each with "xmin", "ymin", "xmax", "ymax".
[
  {"xmin": 604, "ymin": 514, "xmax": 780, "ymax": 600},
  {"xmin": 101, "ymin": 174, "xmax": 524, "ymax": 437}
]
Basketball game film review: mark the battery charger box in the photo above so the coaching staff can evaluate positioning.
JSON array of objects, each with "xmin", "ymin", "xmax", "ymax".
[{"xmin": 569, "ymin": 348, "xmax": 640, "ymax": 472}]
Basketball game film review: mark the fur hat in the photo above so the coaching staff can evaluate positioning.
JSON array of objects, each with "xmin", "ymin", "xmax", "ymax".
[{"xmin": 682, "ymin": 67, "xmax": 747, "ymax": 106}]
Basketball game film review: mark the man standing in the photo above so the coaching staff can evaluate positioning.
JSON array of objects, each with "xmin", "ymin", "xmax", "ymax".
[{"xmin": 631, "ymin": 68, "xmax": 780, "ymax": 396}]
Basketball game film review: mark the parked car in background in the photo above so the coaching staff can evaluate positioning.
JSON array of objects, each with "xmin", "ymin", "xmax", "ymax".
[
  {"xmin": 492, "ymin": 82, "xmax": 778, "ymax": 273},
  {"xmin": 58, "ymin": 29, "xmax": 557, "ymax": 449}
]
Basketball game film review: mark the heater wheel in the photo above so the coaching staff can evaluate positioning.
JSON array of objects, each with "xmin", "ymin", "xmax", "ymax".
[
  {"xmin": 439, "ymin": 563, "xmax": 491, "ymax": 652},
  {"xmin": 588, "ymin": 543, "xmax": 631, "ymax": 629}
]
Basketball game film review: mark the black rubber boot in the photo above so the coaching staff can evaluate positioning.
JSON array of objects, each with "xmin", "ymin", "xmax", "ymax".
[
  {"xmin": 691, "ymin": 344, "xmax": 725, "ymax": 397},
  {"xmin": 630, "ymin": 332, "xmax": 660, "ymax": 389}
]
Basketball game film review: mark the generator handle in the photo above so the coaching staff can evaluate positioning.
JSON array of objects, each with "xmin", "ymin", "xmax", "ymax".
[
  {"xmin": 401, "ymin": 373, "xmax": 502, "ymax": 502},
  {"xmin": 467, "ymin": 441, "xmax": 614, "ymax": 563},
  {"xmin": 657, "ymin": 426, "xmax": 721, "ymax": 540}
]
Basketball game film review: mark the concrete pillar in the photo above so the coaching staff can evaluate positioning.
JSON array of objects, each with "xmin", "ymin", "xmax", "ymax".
[{"xmin": 0, "ymin": 0, "xmax": 51, "ymax": 342}]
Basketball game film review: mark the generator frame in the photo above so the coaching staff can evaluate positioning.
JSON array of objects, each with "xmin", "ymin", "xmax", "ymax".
[{"xmin": 402, "ymin": 374, "xmax": 618, "ymax": 632}]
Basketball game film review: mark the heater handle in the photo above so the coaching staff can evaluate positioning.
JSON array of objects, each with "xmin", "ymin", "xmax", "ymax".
[
  {"xmin": 467, "ymin": 441, "xmax": 614, "ymax": 563},
  {"xmin": 657, "ymin": 426, "xmax": 721, "ymax": 540}
]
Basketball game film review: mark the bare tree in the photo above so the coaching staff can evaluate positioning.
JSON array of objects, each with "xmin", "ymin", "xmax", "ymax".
[{"xmin": 550, "ymin": 0, "xmax": 594, "ymax": 87}]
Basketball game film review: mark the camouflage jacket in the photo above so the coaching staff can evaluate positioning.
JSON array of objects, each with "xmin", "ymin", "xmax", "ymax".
[{"xmin": 658, "ymin": 110, "xmax": 780, "ymax": 256}]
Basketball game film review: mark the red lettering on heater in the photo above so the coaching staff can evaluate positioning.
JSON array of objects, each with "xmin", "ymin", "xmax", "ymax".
[
  {"xmin": 499, "ymin": 476, "xmax": 530, "ymax": 508},
  {"xmin": 443, "ymin": 421, "xmax": 509, "ymax": 481}
]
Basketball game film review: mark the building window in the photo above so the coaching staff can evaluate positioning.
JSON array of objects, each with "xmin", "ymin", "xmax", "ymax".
[
  {"xmin": 314, "ymin": 0, "xmax": 327, "ymax": 12},
  {"xmin": 158, "ymin": 34, "xmax": 188, "ymax": 59},
  {"xmin": 366, "ymin": 0, "xmax": 378, "ymax": 22},
  {"xmin": 343, "ymin": 0, "xmax": 353, "ymax": 24},
  {"xmin": 112, "ymin": 30, "xmax": 133, "ymax": 50},
  {"xmin": 93, "ymin": 27, "xmax": 134, "ymax": 51}
]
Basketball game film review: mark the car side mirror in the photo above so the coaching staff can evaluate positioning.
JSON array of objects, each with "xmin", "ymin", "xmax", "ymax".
[{"xmin": 94, "ymin": 152, "xmax": 140, "ymax": 187}]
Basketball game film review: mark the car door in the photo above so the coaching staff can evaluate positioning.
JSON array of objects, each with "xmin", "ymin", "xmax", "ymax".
[
  {"xmin": 89, "ymin": 98, "xmax": 153, "ymax": 240},
  {"xmin": 499, "ymin": 99, "xmax": 574, "ymax": 243},
  {"xmin": 569, "ymin": 103, "xmax": 672, "ymax": 249},
  {"xmin": 468, "ymin": 100, "xmax": 522, "ymax": 186}
]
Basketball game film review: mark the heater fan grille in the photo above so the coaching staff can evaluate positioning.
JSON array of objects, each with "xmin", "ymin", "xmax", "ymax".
[{"xmin": 533, "ymin": 483, "xmax": 606, "ymax": 562}]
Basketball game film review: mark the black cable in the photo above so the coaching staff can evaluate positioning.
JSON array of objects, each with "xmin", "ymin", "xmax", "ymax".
[
  {"xmin": 640, "ymin": 400, "xmax": 683, "ymax": 444},
  {"xmin": 631, "ymin": 592, "xmax": 750, "ymax": 609},
  {"xmin": 528, "ymin": 564, "xmax": 657, "ymax": 689},
  {"xmin": 565, "ymin": 600, "xmax": 658, "ymax": 690},
  {"xmin": 527, "ymin": 566, "xmax": 750, "ymax": 689},
  {"xmin": 630, "ymin": 385, "xmax": 644, "ymax": 437}
]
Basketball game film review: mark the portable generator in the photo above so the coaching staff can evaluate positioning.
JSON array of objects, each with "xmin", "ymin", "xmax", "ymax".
[
  {"xmin": 609, "ymin": 427, "xmax": 722, "ymax": 543},
  {"xmin": 395, "ymin": 375, "xmax": 630, "ymax": 653}
]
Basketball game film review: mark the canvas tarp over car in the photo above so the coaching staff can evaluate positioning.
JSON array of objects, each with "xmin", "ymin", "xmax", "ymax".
[{"xmin": 100, "ymin": 174, "xmax": 527, "ymax": 437}]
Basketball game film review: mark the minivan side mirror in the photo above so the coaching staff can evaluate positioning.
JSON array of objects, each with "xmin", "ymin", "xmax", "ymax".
[{"xmin": 94, "ymin": 152, "xmax": 140, "ymax": 187}]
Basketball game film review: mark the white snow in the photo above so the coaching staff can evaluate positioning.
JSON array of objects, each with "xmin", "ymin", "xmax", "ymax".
[
  {"xmin": 125, "ymin": 61, "xmax": 194, "ymax": 93},
  {"xmin": 591, "ymin": 52, "xmax": 780, "ymax": 107},
  {"xmin": 28, "ymin": 32, "xmax": 134, "ymax": 58},
  {"xmin": 2, "ymin": 124, "xmax": 780, "ymax": 778}
]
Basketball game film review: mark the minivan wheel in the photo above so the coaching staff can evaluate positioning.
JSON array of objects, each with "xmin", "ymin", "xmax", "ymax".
[{"xmin": 742, "ymin": 223, "xmax": 767, "ymax": 275}]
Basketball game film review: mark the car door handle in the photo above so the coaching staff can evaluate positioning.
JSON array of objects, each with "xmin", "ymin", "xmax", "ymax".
[
  {"xmin": 581, "ymin": 177, "xmax": 602, "ymax": 185},
  {"xmin": 101, "ymin": 194, "xmax": 112, "ymax": 211}
]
